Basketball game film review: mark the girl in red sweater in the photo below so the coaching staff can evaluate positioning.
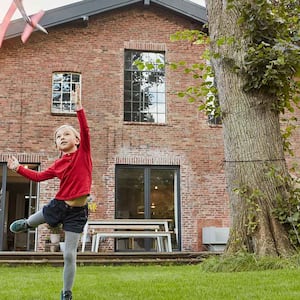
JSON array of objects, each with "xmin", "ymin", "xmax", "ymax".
[{"xmin": 7, "ymin": 87, "xmax": 92, "ymax": 300}]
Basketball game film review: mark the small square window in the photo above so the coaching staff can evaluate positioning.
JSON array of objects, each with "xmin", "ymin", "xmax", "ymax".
[{"xmin": 51, "ymin": 72, "xmax": 81, "ymax": 114}]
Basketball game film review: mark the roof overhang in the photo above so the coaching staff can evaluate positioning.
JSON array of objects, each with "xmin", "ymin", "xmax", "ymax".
[{"xmin": 4, "ymin": 0, "xmax": 207, "ymax": 40}]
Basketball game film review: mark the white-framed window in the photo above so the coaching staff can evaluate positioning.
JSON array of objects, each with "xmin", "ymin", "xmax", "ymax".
[
  {"xmin": 51, "ymin": 72, "xmax": 81, "ymax": 114},
  {"xmin": 124, "ymin": 50, "xmax": 166, "ymax": 123}
]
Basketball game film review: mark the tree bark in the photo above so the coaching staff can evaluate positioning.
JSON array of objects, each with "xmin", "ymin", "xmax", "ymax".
[{"xmin": 205, "ymin": 0, "xmax": 294, "ymax": 256}]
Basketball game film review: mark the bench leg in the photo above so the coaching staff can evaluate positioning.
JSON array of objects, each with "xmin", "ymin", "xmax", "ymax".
[
  {"xmin": 81, "ymin": 223, "xmax": 89, "ymax": 252},
  {"xmin": 129, "ymin": 237, "xmax": 134, "ymax": 250},
  {"xmin": 166, "ymin": 234, "xmax": 172, "ymax": 252},
  {"xmin": 157, "ymin": 237, "xmax": 163, "ymax": 252},
  {"xmin": 92, "ymin": 234, "xmax": 98, "ymax": 252}
]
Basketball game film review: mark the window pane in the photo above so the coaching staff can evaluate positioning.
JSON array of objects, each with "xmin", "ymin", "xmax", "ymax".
[
  {"xmin": 156, "ymin": 113, "xmax": 166, "ymax": 123},
  {"xmin": 62, "ymin": 83, "xmax": 70, "ymax": 92},
  {"xmin": 72, "ymin": 74, "xmax": 80, "ymax": 82},
  {"xmin": 53, "ymin": 73, "xmax": 63, "ymax": 81},
  {"xmin": 53, "ymin": 83, "xmax": 61, "ymax": 91},
  {"xmin": 116, "ymin": 168, "xmax": 144, "ymax": 219},
  {"xmin": 150, "ymin": 169, "xmax": 174, "ymax": 219},
  {"xmin": 124, "ymin": 112, "xmax": 132, "ymax": 121},
  {"xmin": 63, "ymin": 74, "xmax": 71, "ymax": 82}
]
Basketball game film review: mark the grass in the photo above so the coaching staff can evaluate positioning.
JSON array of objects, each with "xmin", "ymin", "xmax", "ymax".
[{"xmin": 1, "ymin": 263, "xmax": 300, "ymax": 300}]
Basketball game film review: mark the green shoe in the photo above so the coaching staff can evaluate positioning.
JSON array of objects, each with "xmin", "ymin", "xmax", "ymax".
[
  {"xmin": 10, "ymin": 219, "xmax": 29, "ymax": 233},
  {"xmin": 61, "ymin": 291, "xmax": 72, "ymax": 300}
]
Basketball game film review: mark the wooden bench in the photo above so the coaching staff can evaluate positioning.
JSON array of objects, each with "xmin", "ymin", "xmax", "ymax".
[{"xmin": 92, "ymin": 231, "xmax": 172, "ymax": 252}]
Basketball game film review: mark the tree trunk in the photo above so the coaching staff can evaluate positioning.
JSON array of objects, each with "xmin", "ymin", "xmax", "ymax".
[{"xmin": 205, "ymin": 0, "xmax": 294, "ymax": 256}]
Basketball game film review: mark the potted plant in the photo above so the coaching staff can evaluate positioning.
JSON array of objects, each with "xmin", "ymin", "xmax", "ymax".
[
  {"xmin": 48, "ymin": 224, "xmax": 62, "ymax": 244},
  {"xmin": 59, "ymin": 241, "xmax": 65, "ymax": 252}
]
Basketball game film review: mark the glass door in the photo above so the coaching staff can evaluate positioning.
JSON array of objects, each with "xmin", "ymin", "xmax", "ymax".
[
  {"xmin": 115, "ymin": 165, "xmax": 180, "ymax": 251},
  {"xmin": 0, "ymin": 163, "xmax": 38, "ymax": 251}
]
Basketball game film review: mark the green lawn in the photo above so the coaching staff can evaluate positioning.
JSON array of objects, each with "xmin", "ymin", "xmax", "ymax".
[{"xmin": 1, "ymin": 265, "xmax": 300, "ymax": 300}]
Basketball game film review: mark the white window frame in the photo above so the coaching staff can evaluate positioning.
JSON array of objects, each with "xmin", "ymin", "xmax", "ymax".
[{"xmin": 51, "ymin": 72, "xmax": 81, "ymax": 114}]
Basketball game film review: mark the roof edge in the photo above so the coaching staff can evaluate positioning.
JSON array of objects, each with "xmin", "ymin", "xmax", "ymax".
[{"xmin": 4, "ymin": 0, "xmax": 207, "ymax": 40}]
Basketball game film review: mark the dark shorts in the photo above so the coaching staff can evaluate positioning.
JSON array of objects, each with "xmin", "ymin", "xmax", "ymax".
[{"xmin": 43, "ymin": 199, "xmax": 88, "ymax": 233}]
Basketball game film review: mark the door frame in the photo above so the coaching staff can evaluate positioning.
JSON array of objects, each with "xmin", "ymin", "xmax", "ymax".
[{"xmin": 0, "ymin": 164, "xmax": 7, "ymax": 250}]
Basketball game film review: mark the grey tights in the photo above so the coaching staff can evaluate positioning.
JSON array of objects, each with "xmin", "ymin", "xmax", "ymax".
[{"xmin": 27, "ymin": 210, "xmax": 81, "ymax": 292}]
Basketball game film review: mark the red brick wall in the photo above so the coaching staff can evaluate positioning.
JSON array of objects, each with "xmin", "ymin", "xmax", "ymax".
[{"xmin": 0, "ymin": 5, "xmax": 229, "ymax": 251}]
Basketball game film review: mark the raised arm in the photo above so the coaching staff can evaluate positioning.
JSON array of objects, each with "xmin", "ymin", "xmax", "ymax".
[
  {"xmin": 73, "ymin": 85, "xmax": 82, "ymax": 111},
  {"xmin": 7, "ymin": 156, "xmax": 55, "ymax": 182},
  {"xmin": 73, "ymin": 85, "xmax": 90, "ymax": 152}
]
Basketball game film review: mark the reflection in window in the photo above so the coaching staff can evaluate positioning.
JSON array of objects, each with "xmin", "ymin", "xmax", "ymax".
[
  {"xmin": 51, "ymin": 72, "xmax": 81, "ymax": 114},
  {"xmin": 205, "ymin": 62, "xmax": 222, "ymax": 125},
  {"xmin": 124, "ymin": 50, "xmax": 166, "ymax": 123}
]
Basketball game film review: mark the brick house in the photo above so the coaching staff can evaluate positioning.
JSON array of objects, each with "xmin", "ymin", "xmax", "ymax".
[{"xmin": 0, "ymin": 0, "xmax": 229, "ymax": 252}]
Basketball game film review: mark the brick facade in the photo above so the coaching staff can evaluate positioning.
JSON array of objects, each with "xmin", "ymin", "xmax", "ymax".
[{"xmin": 0, "ymin": 5, "xmax": 229, "ymax": 251}]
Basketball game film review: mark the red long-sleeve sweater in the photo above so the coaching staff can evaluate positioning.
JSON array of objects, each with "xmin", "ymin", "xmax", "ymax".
[{"xmin": 17, "ymin": 108, "xmax": 92, "ymax": 201}]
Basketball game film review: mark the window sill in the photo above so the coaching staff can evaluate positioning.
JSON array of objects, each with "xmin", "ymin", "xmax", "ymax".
[
  {"xmin": 123, "ymin": 121, "xmax": 168, "ymax": 126},
  {"xmin": 51, "ymin": 112, "xmax": 77, "ymax": 116}
]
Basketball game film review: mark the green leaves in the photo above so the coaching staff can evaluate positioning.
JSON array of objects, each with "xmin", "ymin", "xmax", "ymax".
[
  {"xmin": 236, "ymin": 0, "xmax": 300, "ymax": 112},
  {"xmin": 170, "ymin": 1, "xmax": 300, "ymax": 123},
  {"xmin": 169, "ymin": 30, "xmax": 223, "ymax": 118},
  {"xmin": 269, "ymin": 166, "xmax": 300, "ymax": 247},
  {"xmin": 170, "ymin": 29, "xmax": 207, "ymax": 44}
]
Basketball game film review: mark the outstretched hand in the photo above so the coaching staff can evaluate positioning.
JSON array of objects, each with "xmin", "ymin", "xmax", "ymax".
[
  {"xmin": 72, "ymin": 85, "xmax": 82, "ymax": 111},
  {"xmin": 7, "ymin": 156, "xmax": 20, "ymax": 171}
]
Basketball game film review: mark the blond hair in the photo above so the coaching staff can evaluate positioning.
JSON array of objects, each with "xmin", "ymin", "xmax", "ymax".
[{"xmin": 54, "ymin": 125, "xmax": 80, "ymax": 145}]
